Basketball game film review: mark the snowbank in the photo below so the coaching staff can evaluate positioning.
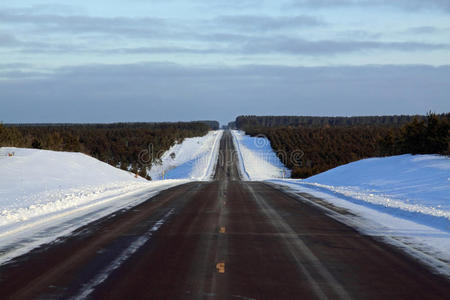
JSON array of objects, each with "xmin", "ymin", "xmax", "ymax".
[
  {"xmin": 149, "ymin": 130, "xmax": 223, "ymax": 180},
  {"xmin": 276, "ymin": 154, "xmax": 449, "ymax": 231},
  {"xmin": 231, "ymin": 130, "xmax": 290, "ymax": 180},
  {"xmin": 0, "ymin": 147, "xmax": 146, "ymax": 225},
  {"xmin": 267, "ymin": 155, "xmax": 450, "ymax": 276}
]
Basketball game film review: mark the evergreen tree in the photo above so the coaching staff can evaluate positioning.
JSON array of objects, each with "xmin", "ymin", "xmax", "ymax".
[
  {"xmin": 138, "ymin": 167, "xmax": 150, "ymax": 180},
  {"xmin": 31, "ymin": 139, "xmax": 42, "ymax": 149}
]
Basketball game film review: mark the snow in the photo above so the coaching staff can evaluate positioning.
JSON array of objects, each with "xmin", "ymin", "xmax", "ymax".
[
  {"xmin": 0, "ymin": 130, "xmax": 221, "ymax": 264},
  {"xmin": 231, "ymin": 130, "xmax": 290, "ymax": 180},
  {"xmin": 289, "ymin": 154, "xmax": 450, "ymax": 232},
  {"xmin": 232, "ymin": 130, "xmax": 450, "ymax": 276},
  {"xmin": 148, "ymin": 130, "xmax": 223, "ymax": 180},
  {"xmin": 0, "ymin": 147, "xmax": 145, "ymax": 226}
]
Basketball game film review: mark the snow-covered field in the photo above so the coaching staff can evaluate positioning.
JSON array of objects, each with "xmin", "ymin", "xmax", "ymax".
[
  {"xmin": 0, "ymin": 130, "xmax": 221, "ymax": 264},
  {"xmin": 231, "ymin": 130, "xmax": 290, "ymax": 180},
  {"xmin": 232, "ymin": 130, "xmax": 450, "ymax": 276}
]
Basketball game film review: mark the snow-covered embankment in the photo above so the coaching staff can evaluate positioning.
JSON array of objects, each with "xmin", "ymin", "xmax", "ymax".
[
  {"xmin": 231, "ymin": 130, "xmax": 290, "ymax": 180},
  {"xmin": 149, "ymin": 130, "xmax": 223, "ymax": 180}
]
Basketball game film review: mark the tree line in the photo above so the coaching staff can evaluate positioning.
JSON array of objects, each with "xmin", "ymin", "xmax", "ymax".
[
  {"xmin": 235, "ymin": 115, "xmax": 425, "ymax": 129},
  {"xmin": 236, "ymin": 114, "xmax": 449, "ymax": 178},
  {"xmin": 0, "ymin": 121, "xmax": 216, "ymax": 180}
]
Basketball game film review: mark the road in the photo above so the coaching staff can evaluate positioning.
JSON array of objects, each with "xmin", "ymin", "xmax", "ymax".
[{"xmin": 0, "ymin": 131, "xmax": 448, "ymax": 299}]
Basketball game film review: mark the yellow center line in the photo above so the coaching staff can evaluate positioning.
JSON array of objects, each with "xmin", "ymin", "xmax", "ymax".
[{"xmin": 216, "ymin": 262, "xmax": 225, "ymax": 273}]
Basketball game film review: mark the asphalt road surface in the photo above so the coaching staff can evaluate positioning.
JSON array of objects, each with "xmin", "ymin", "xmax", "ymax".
[{"xmin": 0, "ymin": 131, "xmax": 448, "ymax": 299}]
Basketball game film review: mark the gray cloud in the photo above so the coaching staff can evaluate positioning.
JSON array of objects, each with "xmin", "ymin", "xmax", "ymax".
[
  {"xmin": 288, "ymin": 0, "xmax": 450, "ymax": 12},
  {"xmin": 0, "ymin": 32, "xmax": 53, "ymax": 51},
  {"xmin": 4, "ymin": 32, "xmax": 446, "ymax": 56},
  {"xmin": 405, "ymin": 26, "xmax": 441, "ymax": 34},
  {"xmin": 337, "ymin": 30, "xmax": 382, "ymax": 40},
  {"xmin": 0, "ymin": 10, "xmax": 169, "ymax": 38},
  {"xmin": 0, "ymin": 10, "xmax": 325, "ymax": 39},
  {"xmin": 214, "ymin": 15, "xmax": 326, "ymax": 31},
  {"xmin": 11, "ymin": 4, "xmax": 84, "ymax": 15},
  {"xmin": 0, "ymin": 63, "xmax": 33, "ymax": 69},
  {"xmin": 108, "ymin": 39, "xmax": 447, "ymax": 56},
  {"xmin": 0, "ymin": 33, "xmax": 20, "ymax": 46},
  {"xmin": 193, "ymin": 0, "xmax": 264, "ymax": 10},
  {"xmin": 240, "ymin": 37, "xmax": 448, "ymax": 55},
  {"xmin": 1, "ymin": 62, "xmax": 449, "ymax": 124},
  {"xmin": 103, "ymin": 46, "xmax": 225, "ymax": 55},
  {"xmin": 1, "ymin": 7, "xmax": 447, "ymax": 58},
  {"xmin": 0, "ymin": 32, "xmax": 90, "ymax": 54},
  {"xmin": 1, "ymin": 3, "xmax": 448, "ymax": 71},
  {"xmin": 0, "ymin": 70, "xmax": 49, "ymax": 79}
]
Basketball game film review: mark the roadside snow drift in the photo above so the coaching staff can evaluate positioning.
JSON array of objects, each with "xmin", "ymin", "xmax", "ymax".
[
  {"xmin": 231, "ymin": 130, "xmax": 290, "ymax": 180},
  {"xmin": 278, "ymin": 154, "xmax": 450, "ymax": 231},
  {"xmin": 0, "ymin": 147, "xmax": 147, "ymax": 226},
  {"xmin": 149, "ymin": 130, "xmax": 223, "ymax": 180}
]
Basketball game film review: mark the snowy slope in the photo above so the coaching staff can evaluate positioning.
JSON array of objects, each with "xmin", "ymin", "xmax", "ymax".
[
  {"xmin": 1, "ymin": 147, "xmax": 146, "ymax": 198},
  {"xmin": 0, "ymin": 147, "xmax": 146, "ymax": 225},
  {"xmin": 149, "ymin": 130, "xmax": 223, "ymax": 180},
  {"xmin": 231, "ymin": 130, "xmax": 290, "ymax": 180},
  {"xmin": 273, "ymin": 155, "xmax": 449, "ymax": 231}
]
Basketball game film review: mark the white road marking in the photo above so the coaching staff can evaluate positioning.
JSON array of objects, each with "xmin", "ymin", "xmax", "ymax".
[{"xmin": 72, "ymin": 208, "xmax": 175, "ymax": 300}]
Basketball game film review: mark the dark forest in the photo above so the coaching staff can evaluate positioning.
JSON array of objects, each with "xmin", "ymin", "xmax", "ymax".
[
  {"xmin": 0, "ymin": 121, "xmax": 218, "ymax": 180},
  {"xmin": 234, "ymin": 114, "xmax": 449, "ymax": 178}
]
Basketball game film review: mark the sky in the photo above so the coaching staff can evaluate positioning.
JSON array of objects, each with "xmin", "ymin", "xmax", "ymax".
[{"xmin": 0, "ymin": 0, "xmax": 449, "ymax": 125}]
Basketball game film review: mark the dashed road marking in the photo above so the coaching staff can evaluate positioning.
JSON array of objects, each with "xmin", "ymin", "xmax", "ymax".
[{"xmin": 216, "ymin": 262, "xmax": 225, "ymax": 273}]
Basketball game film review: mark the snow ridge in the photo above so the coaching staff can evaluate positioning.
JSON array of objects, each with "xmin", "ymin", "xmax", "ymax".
[{"xmin": 231, "ymin": 130, "xmax": 250, "ymax": 180}]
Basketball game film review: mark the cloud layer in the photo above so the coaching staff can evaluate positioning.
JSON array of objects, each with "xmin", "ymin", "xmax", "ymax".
[
  {"xmin": 1, "ymin": 5, "xmax": 448, "ymax": 57},
  {"xmin": 288, "ymin": 0, "xmax": 450, "ymax": 12},
  {"xmin": 0, "ymin": 1, "xmax": 449, "ymax": 123},
  {"xmin": 1, "ymin": 63, "xmax": 449, "ymax": 124}
]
